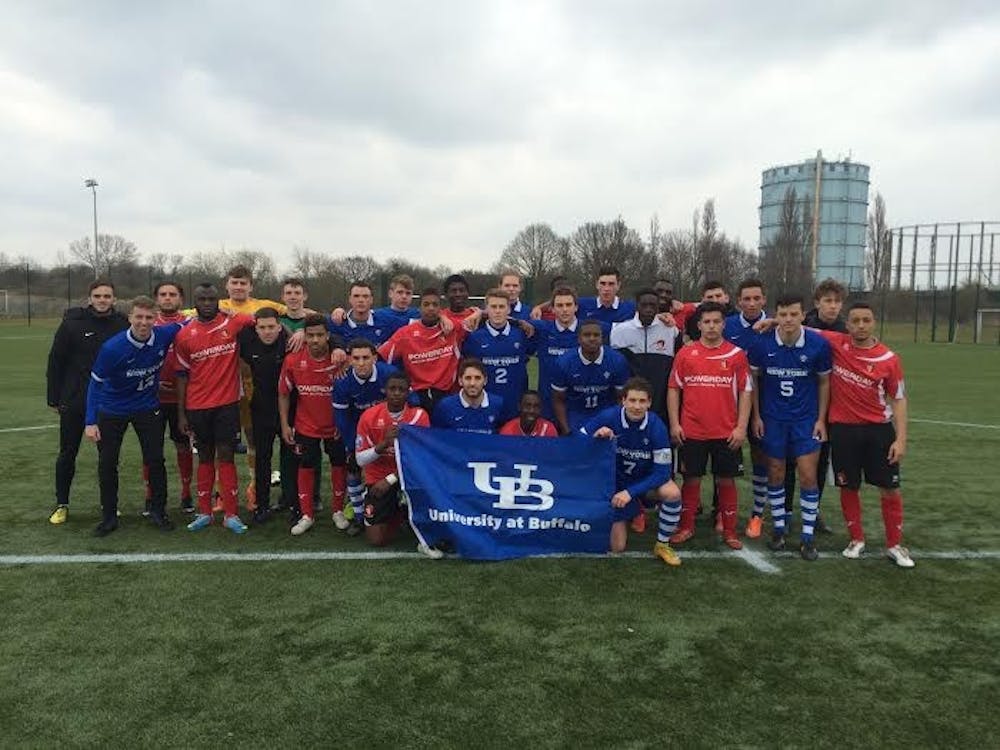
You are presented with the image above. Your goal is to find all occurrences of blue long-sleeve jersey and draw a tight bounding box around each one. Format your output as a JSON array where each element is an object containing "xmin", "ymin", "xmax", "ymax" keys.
[
  {"xmin": 332, "ymin": 361, "xmax": 398, "ymax": 451},
  {"xmin": 461, "ymin": 322, "xmax": 534, "ymax": 422},
  {"xmin": 581, "ymin": 406, "xmax": 672, "ymax": 498}
]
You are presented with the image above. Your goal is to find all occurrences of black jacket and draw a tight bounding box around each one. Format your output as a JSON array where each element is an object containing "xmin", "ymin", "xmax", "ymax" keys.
[
  {"xmin": 803, "ymin": 308, "xmax": 848, "ymax": 333},
  {"xmin": 46, "ymin": 306, "xmax": 129, "ymax": 411}
]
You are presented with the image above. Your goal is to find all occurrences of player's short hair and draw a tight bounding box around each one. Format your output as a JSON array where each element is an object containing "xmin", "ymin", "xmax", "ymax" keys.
[
  {"xmin": 597, "ymin": 267, "xmax": 621, "ymax": 280},
  {"xmin": 622, "ymin": 376, "xmax": 654, "ymax": 400},
  {"xmin": 520, "ymin": 389, "xmax": 541, "ymax": 403},
  {"xmin": 349, "ymin": 280, "xmax": 373, "ymax": 293},
  {"xmin": 194, "ymin": 282, "xmax": 218, "ymax": 295},
  {"xmin": 390, "ymin": 274, "xmax": 414, "ymax": 291},
  {"xmin": 814, "ymin": 277, "xmax": 846, "ymax": 301},
  {"xmin": 701, "ymin": 279, "xmax": 725, "ymax": 294},
  {"xmin": 775, "ymin": 294, "xmax": 805, "ymax": 311},
  {"xmin": 420, "ymin": 286, "xmax": 441, "ymax": 300},
  {"xmin": 226, "ymin": 265, "xmax": 252, "ymax": 282},
  {"xmin": 89, "ymin": 278, "xmax": 115, "ymax": 293},
  {"xmin": 153, "ymin": 280, "xmax": 184, "ymax": 298},
  {"xmin": 443, "ymin": 274, "xmax": 468, "ymax": 291},
  {"xmin": 254, "ymin": 307, "xmax": 279, "ymax": 321},
  {"xmin": 129, "ymin": 295, "xmax": 156, "ymax": 312},
  {"xmin": 634, "ymin": 287, "xmax": 659, "ymax": 303},
  {"xmin": 484, "ymin": 287, "xmax": 509, "ymax": 304},
  {"xmin": 847, "ymin": 301, "xmax": 875, "ymax": 315},
  {"xmin": 551, "ymin": 285, "xmax": 578, "ymax": 303},
  {"xmin": 549, "ymin": 275, "xmax": 568, "ymax": 291},
  {"xmin": 697, "ymin": 301, "xmax": 727, "ymax": 319},
  {"xmin": 282, "ymin": 277, "xmax": 307, "ymax": 291},
  {"xmin": 499, "ymin": 269, "xmax": 521, "ymax": 282},
  {"xmin": 385, "ymin": 371, "xmax": 410, "ymax": 389},
  {"xmin": 458, "ymin": 358, "xmax": 487, "ymax": 378},
  {"xmin": 655, "ymin": 277, "xmax": 673, "ymax": 286},
  {"xmin": 579, "ymin": 319, "xmax": 603, "ymax": 335},
  {"xmin": 302, "ymin": 313, "xmax": 327, "ymax": 329},
  {"xmin": 738, "ymin": 278, "xmax": 766, "ymax": 296},
  {"xmin": 348, "ymin": 338, "xmax": 377, "ymax": 354}
]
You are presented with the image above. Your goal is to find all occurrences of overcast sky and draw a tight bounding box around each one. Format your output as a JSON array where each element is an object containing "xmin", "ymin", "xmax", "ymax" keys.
[{"xmin": 2, "ymin": 1, "xmax": 998, "ymax": 272}]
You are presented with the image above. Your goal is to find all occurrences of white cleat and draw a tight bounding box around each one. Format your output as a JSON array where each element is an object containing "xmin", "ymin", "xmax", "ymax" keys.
[
  {"xmin": 290, "ymin": 515, "xmax": 315, "ymax": 536},
  {"xmin": 270, "ymin": 470, "xmax": 281, "ymax": 486},
  {"xmin": 842, "ymin": 539, "xmax": 866, "ymax": 559},
  {"xmin": 417, "ymin": 543, "xmax": 444, "ymax": 560},
  {"xmin": 886, "ymin": 545, "xmax": 915, "ymax": 568},
  {"xmin": 332, "ymin": 510, "xmax": 350, "ymax": 530}
]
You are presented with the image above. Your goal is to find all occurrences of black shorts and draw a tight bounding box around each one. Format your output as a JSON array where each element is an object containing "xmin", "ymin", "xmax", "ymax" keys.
[
  {"xmin": 187, "ymin": 403, "xmax": 240, "ymax": 450},
  {"xmin": 294, "ymin": 434, "xmax": 346, "ymax": 469},
  {"xmin": 364, "ymin": 483, "xmax": 402, "ymax": 526},
  {"xmin": 161, "ymin": 403, "xmax": 186, "ymax": 445},
  {"xmin": 680, "ymin": 439, "xmax": 744, "ymax": 478},
  {"xmin": 829, "ymin": 422, "xmax": 901, "ymax": 490}
]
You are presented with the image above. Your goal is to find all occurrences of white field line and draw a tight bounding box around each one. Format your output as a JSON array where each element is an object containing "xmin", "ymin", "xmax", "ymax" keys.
[
  {"xmin": 0, "ymin": 424, "xmax": 57, "ymax": 434},
  {"xmin": 910, "ymin": 418, "xmax": 1000, "ymax": 430}
]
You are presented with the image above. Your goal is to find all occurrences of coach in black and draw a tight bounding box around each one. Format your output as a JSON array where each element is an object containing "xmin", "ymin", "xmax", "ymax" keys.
[{"xmin": 46, "ymin": 278, "xmax": 128, "ymax": 525}]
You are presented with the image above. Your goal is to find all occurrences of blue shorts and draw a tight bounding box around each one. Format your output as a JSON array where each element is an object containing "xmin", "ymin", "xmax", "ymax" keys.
[
  {"xmin": 612, "ymin": 496, "xmax": 641, "ymax": 524},
  {"xmin": 760, "ymin": 418, "xmax": 821, "ymax": 461}
]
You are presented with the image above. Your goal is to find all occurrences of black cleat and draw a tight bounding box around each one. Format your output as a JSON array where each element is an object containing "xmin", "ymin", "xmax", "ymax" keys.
[
  {"xmin": 799, "ymin": 541, "xmax": 819, "ymax": 561},
  {"xmin": 140, "ymin": 499, "xmax": 151, "ymax": 518},
  {"xmin": 767, "ymin": 534, "xmax": 786, "ymax": 552},
  {"xmin": 149, "ymin": 513, "xmax": 175, "ymax": 532},
  {"xmin": 345, "ymin": 519, "xmax": 364, "ymax": 537},
  {"xmin": 93, "ymin": 520, "xmax": 119, "ymax": 537},
  {"xmin": 180, "ymin": 496, "xmax": 194, "ymax": 514},
  {"xmin": 816, "ymin": 514, "xmax": 834, "ymax": 535},
  {"xmin": 252, "ymin": 508, "xmax": 272, "ymax": 526}
]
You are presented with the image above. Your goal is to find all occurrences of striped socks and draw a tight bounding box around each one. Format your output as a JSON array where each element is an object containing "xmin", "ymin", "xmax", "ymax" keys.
[
  {"xmin": 800, "ymin": 488, "xmax": 820, "ymax": 543},
  {"xmin": 656, "ymin": 499, "xmax": 681, "ymax": 542},
  {"xmin": 768, "ymin": 485, "xmax": 786, "ymax": 534},
  {"xmin": 752, "ymin": 464, "xmax": 768, "ymax": 517}
]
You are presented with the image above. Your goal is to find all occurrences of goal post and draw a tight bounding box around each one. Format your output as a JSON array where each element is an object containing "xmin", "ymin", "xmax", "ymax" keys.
[{"xmin": 974, "ymin": 308, "xmax": 1000, "ymax": 344}]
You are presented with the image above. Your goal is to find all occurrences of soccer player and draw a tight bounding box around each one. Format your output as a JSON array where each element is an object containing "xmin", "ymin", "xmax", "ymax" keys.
[
  {"xmin": 376, "ymin": 273, "xmax": 420, "ymax": 326},
  {"xmin": 667, "ymin": 302, "xmax": 752, "ymax": 550},
  {"xmin": 724, "ymin": 279, "xmax": 770, "ymax": 538},
  {"xmin": 577, "ymin": 267, "xmax": 637, "ymax": 338},
  {"xmin": 333, "ymin": 339, "xmax": 398, "ymax": 535},
  {"xmin": 551, "ymin": 320, "xmax": 630, "ymax": 435},
  {"xmin": 174, "ymin": 283, "xmax": 256, "ymax": 534},
  {"xmin": 432, "ymin": 359, "xmax": 504, "ymax": 433},
  {"xmin": 653, "ymin": 278, "xmax": 674, "ymax": 313},
  {"xmin": 610, "ymin": 288, "xmax": 681, "ymax": 425},
  {"xmin": 46, "ymin": 278, "xmax": 128, "ymax": 524},
  {"xmin": 142, "ymin": 282, "xmax": 194, "ymax": 516},
  {"xmin": 279, "ymin": 314, "xmax": 346, "ymax": 536},
  {"xmin": 817, "ymin": 302, "xmax": 914, "ymax": 567},
  {"xmin": 582, "ymin": 377, "xmax": 682, "ymax": 564},
  {"xmin": 461, "ymin": 287, "xmax": 533, "ymax": 422},
  {"xmin": 238, "ymin": 308, "xmax": 289, "ymax": 524},
  {"xmin": 499, "ymin": 391, "xmax": 558, "ymax": 437},
  {"xmin": 441, "ymin": 274, "xmax": 478, "ymax": 327},
  {"xmin": 531, "ymin": 286, "xmax": 581, "ymax": 420},
  {"xmin": 748, "ymin": 294, "xmax": 832, "ymax": 561},
  {"xmin": 354, "ymin": 372, "xmax": 433, "ymax": 552},
  {"xmin": 499, "ymin": 270, "xmax": 532, "ymax": 321},
  {"xmin": 529, "ymin": 275, "xmax": 570, "ymax": 321},
  {"xmin": 328, "ymin": 281, "xmax": 398, "ymax": 346},
  {"xmin": 678, "ymin": 280, "xmax": 735, "ymax": 341},
  {"xmin": 378, "ymin": 287, "xmax": 465, "ymax": 413},
  {"xmin": 279, "ymin": 277, "xmax": 310, "ymax": 332},
  {"xmin": 85, "ymin": 296, "xmax": 185, "ymax": 535}
]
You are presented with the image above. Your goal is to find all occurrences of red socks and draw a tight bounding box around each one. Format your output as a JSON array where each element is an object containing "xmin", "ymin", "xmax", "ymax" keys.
[
  {"xmin": 331, "ymin": 465, "xmax": 347, "ymax": 513},
  {"xmin": 297, "ymin": 467, "xmax": 316, "ymax": 519},
  {"xmin": 196, "ymin": 462, "xmax": 216, "ymax": 515},
  {"xmin": 217, "ymin": 462, "xmax": 239, "ymax": 517},
  {"xmin": 142, "ymin": 464, "xmax": 151, "ymax": 501},
  {"xmin": 680, "ymin": 480, "xmax": 701, "ymax": 533},
  {"xmin": 840, "ymin": 488, "xmax": 864, "ymax": 541},
  {"xmin": 177, "ymin": 448, "xmax": 193, "ymax": 497},
  {"xmin": 718, "ymin": 483, "xmax": 738, "ymax": 536},
  {"xmin": 881, "ymin": 492, "xmax": 904, "ymax": 547}
]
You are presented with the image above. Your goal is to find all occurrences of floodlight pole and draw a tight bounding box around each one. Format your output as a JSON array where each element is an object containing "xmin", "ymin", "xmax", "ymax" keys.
[{"xmin": 85, "ymin": 179, "xmax": 99, "ymax": 277}]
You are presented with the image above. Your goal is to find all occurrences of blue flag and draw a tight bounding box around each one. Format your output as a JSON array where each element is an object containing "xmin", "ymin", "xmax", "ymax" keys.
[{"xmin": 397, "ymin": 426, "xmax": 616, "ymax": 560}]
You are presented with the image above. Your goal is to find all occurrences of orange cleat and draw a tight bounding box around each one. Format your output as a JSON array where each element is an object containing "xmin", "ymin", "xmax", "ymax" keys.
[
  {"xmin": 669, "ymin": 528, "xmax": 694, "ymax": 545},
  {"xmin": 745, "ymin": 515, "xmax": 762, "ymax": 539},
  {"xmin": 246, "ymin": 481, "xmax": 257, "ymax": 512},
  {"xmin": 724, "ymin": 535, "xmax": 743, "ymax": 550}
]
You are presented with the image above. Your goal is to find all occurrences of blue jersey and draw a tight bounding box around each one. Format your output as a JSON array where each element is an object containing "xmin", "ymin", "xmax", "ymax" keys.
[
  {"xmin": 509, "ymin": 299, "xmax": 532, "ymax": 322},
  {"xmin": 332, "ymin": 361, "xmax": 398, "ymax": 451},
  {"xmin": 86, "ymin": 323, "xmax": 184, "ymax": 424},
  {"xmin": 723, "ymin": 312, "xmax": 768, "ymax": 351},
  {"xmin": 578, "ymin": 297, "xmax": 636, "ymax": 339},
  {"xmin": 532, "ymin": 319, "xmax": 580, "ymax": 418},
  {"xmin": 582, "ymin": 406, "xmax": 672, "ymax": 498},
  {"xmin": 432, "ymin": 391, "xmax": 504, "ymax": 433},
  {"xmin": 327, "ymin": 310, "xmax": 400, "ymax": 347},
  {"xmin": 376, "ymin": 305, "xmax": 420, "ymax": 328},
  {"xmin": 551, "ymin": 346, "xmax": 631, "ymax": 431},
  {"xmin": 748, "ymin": 328, "xmax": 832, "ymax": 422},
  {"xmin": 461, "ymin": 322, "xmax": 534, "ymax": 422}
]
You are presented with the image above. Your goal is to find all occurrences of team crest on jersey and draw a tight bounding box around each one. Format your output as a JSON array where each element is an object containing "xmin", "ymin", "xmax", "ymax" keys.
[
  {"xmin": 720, "ymin": 360, "xmax": 728, "ymax": 370},
  {"xmin": 514, "ymin": 342, "xmax": 520, "ymax": 349},
  {"xmin": 603, "ymin": 371, "xmax": 611, "ymax": 379},
  {"xmin": 654, "ymin": 339, "xmax": 665, "ymax": 350},
  {"xmin": 866, "ymin": 364, "xmax": 874, "ymax": 372},
  {"xmin": 299, "ymin": 360, "xmax": 307, "ymax": 368},
  {"xmin": 691, "ymin": 349, "xmax": 699, "ymax": 356},
  {"xmin": 799, "ymin": 354, "xmax": 808, "ymax": 362}
]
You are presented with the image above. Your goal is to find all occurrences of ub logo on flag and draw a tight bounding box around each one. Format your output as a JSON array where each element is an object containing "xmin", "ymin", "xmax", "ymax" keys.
[{"xmin": 468, "ymin": 462, "xmax": 555, "ymax": 511}]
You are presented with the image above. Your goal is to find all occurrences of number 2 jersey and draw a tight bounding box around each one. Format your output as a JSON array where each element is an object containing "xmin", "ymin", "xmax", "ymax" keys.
[{"xmin": 172, "ymin": 312, "xmax": 255, "ymax": 410}]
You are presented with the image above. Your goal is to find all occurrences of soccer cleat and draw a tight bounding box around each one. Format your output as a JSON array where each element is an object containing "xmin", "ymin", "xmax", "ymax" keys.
[
  {"xmin": 141, "ymin": 499, "xmax": 151, "ymax": 518},
  {"xmin": 799, "ymin": 541, "xmax": 819, "ymax": 561},
  {"xmin": 417, "ymin": 542, "xmax": 444, "ymax": 559},
  {"xmin": 653, "ymin": 541, "xmax": 682, "ymax": 567},
  {"xmin": 186, "ymin": 513, "xmax": 213, "ymax": 531},
  {"xmin": 93, "ymin": 520, "xmax": 119, "ymax": 537},
  {"xmin": 251, "ymin": 508, "xmax": 272, "ymax": 526},
  {"xmin": 224, "ymin": 515, "xmax": 248, "ymax": 535},
  {"xmin": 234, "ymin": 441, "xmax": 248, "ymax": 455},
  {"xmin": 668, "ymin": 528, "xmax": 694, "ymax": 546},
  {"xmin": 270, "ymin": 470, "xmax": 281, "ymax": 486},
  {"xmin": 630, "ymin": 511, "xmax": 646, "ymax": 534},
  {"xmin": 713, "ymin": 511, "xmax": 723, "ymax": 534},
  {"xmin": 48, "ymin": 505, "xmax": 69, "ymax": 525},
  {"xmin": 767, "ymin": 534, "xmax": 786, "ymax": 552},
  {"xmin": 346, "ymin": 519, "xmax": 365, "ymax": 537},
  {"xmin": 332, "ymin": 510, "xmax": 350, "ymax": 531},
  {"xmin": 816, "ymin": 514, "xmax": 834, "ymax": 535},
  {"xmin": 211, "ymin": 492, "xmax": 223, "ymax": 514},
  {"xmin": 180, "ymin": 496, "xmax": 194, "ymax": 514},
  {"xmin": 290, "ymin": 515, "xmax": 314, "ymax": 536},
  {"xmin": 149, "ymin": 513, "xmax": 175, "ymax": 532},
  {"xmin": 886, "ymin": 545, "xmax": 915, "ymax": 568},
  {"xmin": 723, "ymin": 534, "xmax": 743, "ymax": 550},
  {"xmin": 245, "ymin": 482, "xmax": 257, "ymax": 512},
  {"xmin": 842, "ymin": 539, "xmax": 866, "ymax": 559},
  {"xmin": 745, "ymin": 515, "xmax": 762, "ymax": 539}
]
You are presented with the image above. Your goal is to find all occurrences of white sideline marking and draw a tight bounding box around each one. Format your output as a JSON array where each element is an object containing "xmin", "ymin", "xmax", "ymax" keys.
[
  {"xmin": 1, "ymin": 549, "xmax": 996, "ymax": 567},
  {"xmin": 0, "ymin": 424, "xmax": 57, "ymax": 434},
  {"xmin": 911, "ymin": 418, "xmax": 1000, "ymax": 430}
]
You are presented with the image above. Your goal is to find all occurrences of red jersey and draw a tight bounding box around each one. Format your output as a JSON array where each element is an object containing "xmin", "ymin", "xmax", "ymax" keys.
[
  {"xmin": 673, "ymin": 302, "xmax": 698, "ymax": 334},
  {"xmin": 378, "ymin": 321, "xmax": 465, "ymax": 392},
  {"xmin": 818, "ymin": 331, "xmax": 905, "ymax": 424},
  {"xmin": 669, "ymin": 340, "xmax": 752, "ymax": 440},
  {"xmin": 279, "ymin": 349, "xmax": 343, "ymax": 439},
  {"xmin": 441, "ymin": 307, "xmax": 478, "ymax": 327},
  {"xmin": 173, "ymin": 312, "xmax": 255, "ymax": 410},
  {"xmin": 355, "ymin": 402, "xmax": 430, "ymax": 485},
  {"xmin": 155, "ymin": 311, "xmax": 189, "ymax": 404},
  {"xmin": 499, "ymin": 417, "xmax": 558, "ymax": 437}
]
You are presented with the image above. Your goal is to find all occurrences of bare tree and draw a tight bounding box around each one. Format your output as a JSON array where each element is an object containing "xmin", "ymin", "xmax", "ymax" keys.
[
  {"xmin": 760, "ymin": 188, "xmax": 813, "ymax": 297},
  {"xmin": 866, "ymin": 191, "xmax": 891, "ymax": 291},
  {"xmin": 338, "ymin": 255, "xmax": 382, "ymax": 283},
  {"xmin": 567, "ymin": 218, "xmax": 654, "ymax": 287},
  {"xmin": 68, "ymin": 234, "xmax": 139, "ymax": 278},
  {"xmin": 496, "ymin": 223, "xmax": 566, "ymax": 279},
  {"xmin": 660, "ymin": 229, "xmax": 699, "ymax": 299}
]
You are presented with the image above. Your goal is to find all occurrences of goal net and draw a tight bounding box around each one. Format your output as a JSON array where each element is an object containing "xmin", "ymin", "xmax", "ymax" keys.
[{"xmin": 974, "ymin": 308, "xmax": 1000, "ymax": 343}]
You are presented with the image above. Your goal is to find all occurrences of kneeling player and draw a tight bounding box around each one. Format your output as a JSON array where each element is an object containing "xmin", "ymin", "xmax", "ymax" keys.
[
  {"xmin": 499, "ymin": 391, "xmax": 558, "ymax": 437},
  {"xmin": 582, "ymin": 377, "xmax": 683, "ymax": 564},
  {"xmin": 354, "ymin": 373, "xmax": 435, "ymax": 554}
]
